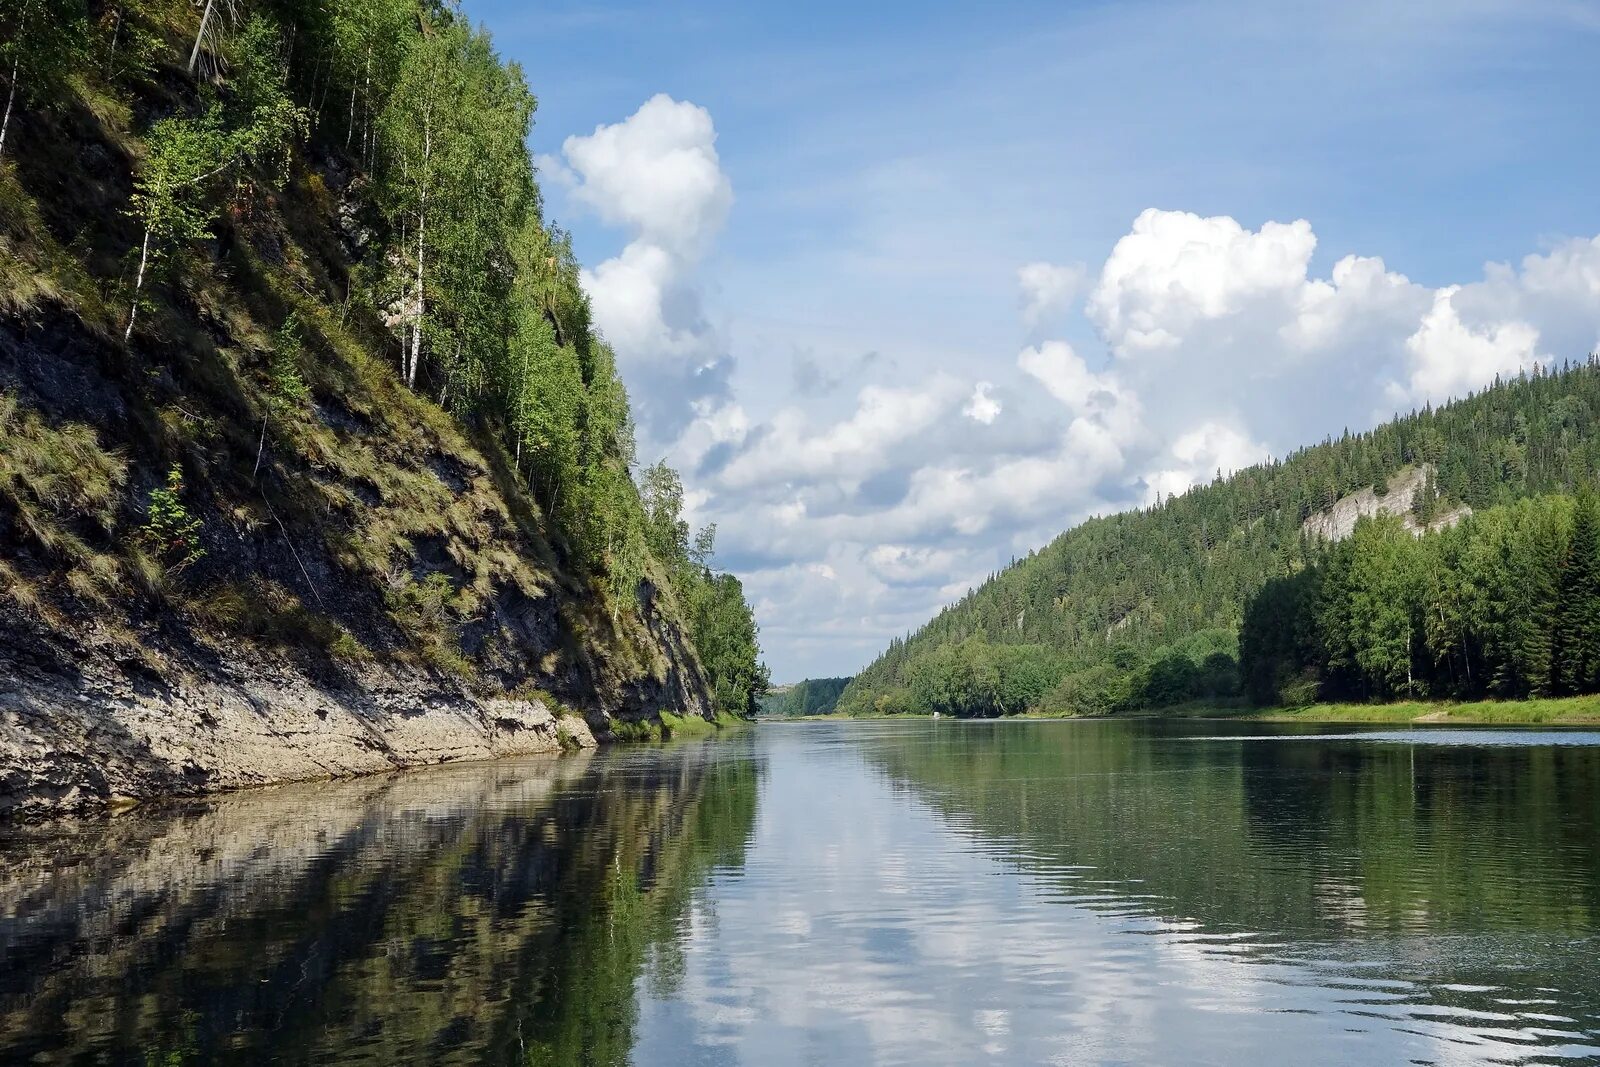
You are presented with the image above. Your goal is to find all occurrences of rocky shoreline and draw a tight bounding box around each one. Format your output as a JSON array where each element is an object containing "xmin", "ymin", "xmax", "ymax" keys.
[{"xmin": 0, "ymin": 629, "xmax": 604, "ymax": 821}]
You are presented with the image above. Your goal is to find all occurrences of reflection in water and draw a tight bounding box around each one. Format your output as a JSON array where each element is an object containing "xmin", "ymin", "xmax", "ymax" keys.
[
  {"xmin": 0, "ymin": 739, "xmax": 762, "ymax": 1065},
  {"xmin": 3, "ymin": 720, "xmax": 1600, "ymax": 1065}
]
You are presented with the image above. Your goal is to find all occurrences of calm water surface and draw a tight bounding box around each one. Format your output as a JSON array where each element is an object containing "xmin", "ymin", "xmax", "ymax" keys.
[{"xmin": 3, "ymin": 719, "xmax": 1600, "ymax": 1065}]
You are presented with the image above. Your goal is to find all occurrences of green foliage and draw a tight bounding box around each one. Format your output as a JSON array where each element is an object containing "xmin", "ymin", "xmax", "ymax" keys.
[
  {"xmin": 130, "ymin": 110, "xmax": 233, "ymax": 246},
  {"xmin": 141, "ymin": 464, "xmax": 204, "ymax": 574},
  {"xmin": 637, "ymin": 468, "xmax": 769, "ymax": 717},
  {"xmin": 267, "ymin": 312, "xmax": 309, "ymax": 412},
  {"xmin": 686, "ymin": 570, "xmax": 768, "ymax": 718},
  {"xmin": 1555, "ymin": 492, "xmax": 1600, "ymax": 692},
  {"xmin": 125, "ymin": 18, "xmax": 307, "ymax": 336},
  {"xmin": 844, "ymin": 361, "xmax": 1600, "ymax": 717},
  {"xmin": 0, "ymin": 0, "xmax": 92, "ymax": 160},
  {"xmin": 1239, "ymin": 493, "xmax": 1600, "ymax": 703}
]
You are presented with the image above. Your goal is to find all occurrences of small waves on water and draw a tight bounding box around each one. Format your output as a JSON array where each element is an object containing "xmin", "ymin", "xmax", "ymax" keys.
[{"xmin": 624, "ymin": 720, "xmax": 1600, "ymax": 1065}]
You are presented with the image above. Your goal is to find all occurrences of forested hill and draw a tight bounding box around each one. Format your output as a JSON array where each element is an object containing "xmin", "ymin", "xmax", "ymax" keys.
[
  {"xmin": 760, "ymin": 677, "xmax": 853, "ymax": 717},
  {"xmin": 837, "ymin": 360, "xmax": 1600, "ymax": 717},
  {"xmin": 0, "ymin": 0, "xmax": 765, "ymax": 797}
]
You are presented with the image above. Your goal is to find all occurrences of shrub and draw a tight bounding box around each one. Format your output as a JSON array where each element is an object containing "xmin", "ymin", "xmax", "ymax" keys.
[
  {"xmin": 267, "ymin": 313, "xmax": 310, "ymax": 413},
  {"xmin": 140, "ymin": 464, "xmax": 204, "ymax": 574}
]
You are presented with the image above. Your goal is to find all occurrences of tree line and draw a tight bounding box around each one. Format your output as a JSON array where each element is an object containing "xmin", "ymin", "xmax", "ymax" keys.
[
  {"xmin": 1, "ymin": 0, "xmax": 766, "ymax": 714},
  {"xmin": 1241, "ymin": 495, "xmax": 1600, "ymax": 704}
]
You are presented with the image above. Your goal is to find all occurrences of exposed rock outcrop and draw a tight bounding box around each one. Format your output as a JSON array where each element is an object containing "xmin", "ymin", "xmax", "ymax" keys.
[
  {"xmin": 0, "ymin": 612, "xmax": 615, "ymax": 820},
  {"xmin": 1300, "ymin": 464, "xmax": 1471, "ymax": 542}
]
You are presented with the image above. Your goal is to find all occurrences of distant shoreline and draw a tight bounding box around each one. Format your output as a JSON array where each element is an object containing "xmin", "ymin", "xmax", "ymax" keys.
[{"xmin": 765, "ymin": 695, "xmax": 1600, "ymax": 728}]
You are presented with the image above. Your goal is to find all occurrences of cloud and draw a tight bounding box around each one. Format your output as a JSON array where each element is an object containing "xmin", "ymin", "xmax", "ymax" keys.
[
  {"xmin": 693, "ymin": 210, "xmax": 1600, "ymax": 679},
  {"xmin": 1144, "ymin": 422, "xmax": 1271, "ymax": 504},
  {"xmin": 963, "ymin": 382, "xmax": 1001, "ymax": 424},
  {"xmin": 717, "ymin": 379, "xmax": 965, "ymax": 492},
  {"xmin": 559, "ymin": 93, "xmax": 731, "ymax": 258},
  {"xmin": 557, "ymin": 95, "xmax": 734, "ymax": 443},
  {"xmin": 1018, "ymin": 261, "xmax": 1087, "ymax": 328},
  {"xmin": 1394, "ymin": 287, "xmax": 1543, "ymax": 405},
  {"xmin": 1087, "ymin": 208, "xmax": 1318, "ymax": 356},
  {"xmin": 1384, "ymin": 236, "xmax": 1600, "ymax": 405}
]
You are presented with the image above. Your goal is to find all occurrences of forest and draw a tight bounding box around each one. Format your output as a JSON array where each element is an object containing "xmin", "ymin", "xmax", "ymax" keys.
[
  {"xmin": 0, "ymin": 0, "xmax": 766, "ymax": 715},
  {"xmin": 1241, "ymin": 494, "xmax": 1600, "ymax": 704},
  {"xmin": 760, "ymin": 676, "xmax": 853, "ymax": 717},
  {"xmin": 838, "ymin": 361, "xmax": 1600, "ymax": 717}
]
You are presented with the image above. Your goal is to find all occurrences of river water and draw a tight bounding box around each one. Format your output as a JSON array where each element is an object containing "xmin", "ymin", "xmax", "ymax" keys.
[{"xmin": 3, "ymin": 718, "xmax": 1599, "ymax": 1065}]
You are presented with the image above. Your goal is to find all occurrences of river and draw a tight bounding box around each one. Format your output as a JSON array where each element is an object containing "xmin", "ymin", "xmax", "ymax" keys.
[{"xmin": 2, "ymin": 719, "xmax": 1599, "ymax": 1064}]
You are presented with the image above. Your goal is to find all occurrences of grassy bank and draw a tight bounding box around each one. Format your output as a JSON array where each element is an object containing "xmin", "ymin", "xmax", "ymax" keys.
[
  {"xmin": 655, "ymin": 711, "xmax": 753, "ymax": 739},
  {"xmin": 1222, "ymin": 696, "xmax": 1600, "ymax": 726}
]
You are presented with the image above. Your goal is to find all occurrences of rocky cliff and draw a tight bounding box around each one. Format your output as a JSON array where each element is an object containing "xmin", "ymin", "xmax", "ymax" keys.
[{"xmin": 0, "ymin": 8, "xmax": 723, "ymax": 819}]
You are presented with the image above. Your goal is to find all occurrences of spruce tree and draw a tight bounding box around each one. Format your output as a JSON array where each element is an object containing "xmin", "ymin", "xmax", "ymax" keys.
[{"xmin": 1556, "ymin": 492, "xmax": 1600, "ymax": 693}]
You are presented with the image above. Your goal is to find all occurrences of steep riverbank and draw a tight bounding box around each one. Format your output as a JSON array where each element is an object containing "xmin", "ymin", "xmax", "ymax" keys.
[
  {"xmin": 0, "ymin": 5, "xmax": 768, "ymax": 818},
  {"xmin": 0, "ymin": 615, "xmax": 606, "ymax": 820}
]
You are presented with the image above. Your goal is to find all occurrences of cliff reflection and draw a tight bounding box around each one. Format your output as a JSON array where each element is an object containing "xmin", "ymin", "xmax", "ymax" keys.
[{"xmin": 0, "ymin": 738, "xmax": 762, "ymax": 1066}]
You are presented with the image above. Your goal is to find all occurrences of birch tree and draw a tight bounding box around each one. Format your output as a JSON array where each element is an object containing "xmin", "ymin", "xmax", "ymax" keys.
[
  {"xmin": 0, "ymin": 0, "xmax": 89, "ymax": 161},
  {"xmin": 126, "ymin": 19, "xmax": 305, "ymax": 339},
  {"xmin": 377, "ymin": 15, "xmax": 533, "ymax": 399},
  {"xmin": 125, "ymin": 111, "xmax": 229, "ymax": 339},
  {"xmin": 188, "ymin": 0, "xmax": 243, "ymax": 78}
]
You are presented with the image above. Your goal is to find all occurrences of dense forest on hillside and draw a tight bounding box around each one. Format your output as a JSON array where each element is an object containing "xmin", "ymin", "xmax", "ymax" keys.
[
  {"xmin": 760, "ymin": 676, "xmax": 853, "ymax": 717},
  {"xmin": 1242, "ymin": 494, "xmax": 1600, "ymax": 704},
  {"xmin": 0, "ymin": 0, "xmax": 765, "ymax": 717},
  {"xmin": 839, "ymin": 361, "xmax": 1600, "ymax": 717}
]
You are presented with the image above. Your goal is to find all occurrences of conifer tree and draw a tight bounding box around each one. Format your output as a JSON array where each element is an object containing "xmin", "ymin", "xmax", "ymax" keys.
[{"xmin": 1555, "ymin": 492, "xmax": 1600, "ymax": 693}]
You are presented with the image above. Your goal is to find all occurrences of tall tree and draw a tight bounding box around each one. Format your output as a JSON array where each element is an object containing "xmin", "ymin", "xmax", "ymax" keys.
[{"xmin": 1555, "ymin": 492, "xmax": 1600, "ymax": 692}]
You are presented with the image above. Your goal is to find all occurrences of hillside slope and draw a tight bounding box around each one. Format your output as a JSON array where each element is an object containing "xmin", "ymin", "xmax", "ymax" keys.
[
  {"xmin": 840, "ymin": 361, "xmax": 1600, "ymax": 717},
  {"xmin": 0, "ymin": 1, "xmax": 760, "ymax": 816}
]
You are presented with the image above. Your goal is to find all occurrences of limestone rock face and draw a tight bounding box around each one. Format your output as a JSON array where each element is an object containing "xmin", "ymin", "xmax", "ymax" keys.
[
  {"xmin": 0, "ymin": 624, "xmax": 613, "ymax": 820},
  {"xmin": 1300, "ymin": 465, "xmax": 1471, "ymax": 543}
]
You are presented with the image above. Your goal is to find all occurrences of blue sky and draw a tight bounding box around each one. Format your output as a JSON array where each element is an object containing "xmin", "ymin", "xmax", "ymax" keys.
[{"xmin": 469, "ymin": 0, "xmax": 1600, "ymax": 681}]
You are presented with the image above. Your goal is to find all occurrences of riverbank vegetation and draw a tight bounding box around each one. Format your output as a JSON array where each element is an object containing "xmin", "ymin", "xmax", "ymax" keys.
[
  {"xmin": 839, "ymin": 363, "xmax": 1600, "ymax": 722},
  {"xmin": 0, "ymin": 1, "xmax": 765, "ymax": 718}
]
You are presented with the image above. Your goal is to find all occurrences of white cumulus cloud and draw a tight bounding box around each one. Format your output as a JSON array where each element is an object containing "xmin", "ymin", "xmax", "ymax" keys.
[
  {"xmin": 1087, "ymin": 208, "xmax": 1318, "ymax": 356},
  {"xmin": 557, "ymin": 95, "xmax": 735, "ymax": 444},
  {"xmin": 559, "ymin": 93, "xmax": 731, "ymax": 258}
]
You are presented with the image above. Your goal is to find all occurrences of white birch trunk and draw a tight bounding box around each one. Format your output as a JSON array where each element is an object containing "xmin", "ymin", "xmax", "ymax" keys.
[
  {"xmin": 106, "ymin": 8, "xmax": 123, "ymax": 75},
  {"xmin": 0, "ymin": 56, "xmax": 18, "ymax": 161},
  {"xmin": 188, "ymin": 0, "xmax": 217, "ymax": 74},
  {"xmin": 360, "ymin": 46, "xmax": 372, "ymax": 161},
  {"xmin": 125, "ymin": 226, "xmax": 152, "ymax": 342},
  {"xmin": 408, "ymin": 111, "xmax": 431, "ymax": 389}
]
